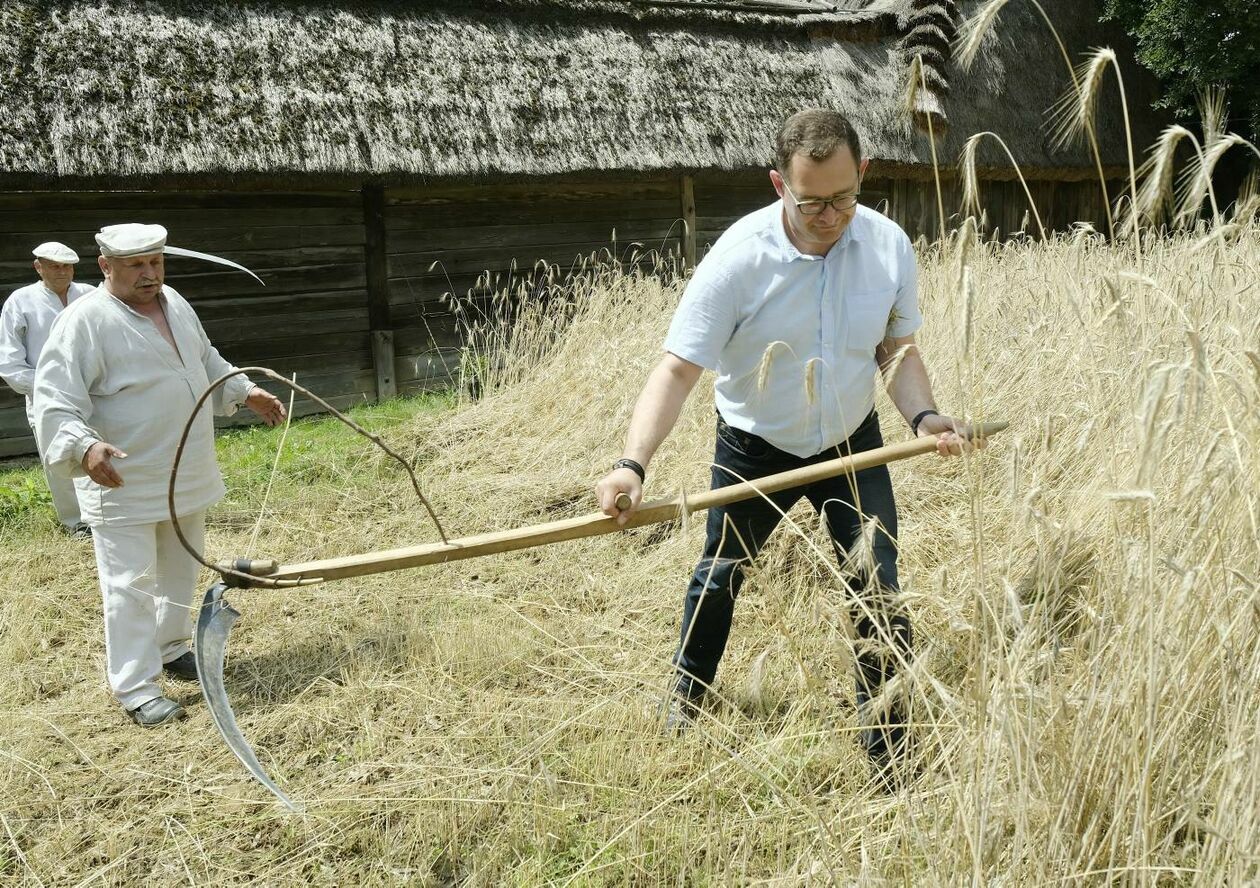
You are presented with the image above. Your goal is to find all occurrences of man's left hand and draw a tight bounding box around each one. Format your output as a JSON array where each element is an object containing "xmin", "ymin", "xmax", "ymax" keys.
[
  {"xmin": 246, "ymin": 386, "xmax": 287, "ymax": 427},
  {"xmin": 917, "ymin": 412, "xmax": 987, "ymax": 457}
]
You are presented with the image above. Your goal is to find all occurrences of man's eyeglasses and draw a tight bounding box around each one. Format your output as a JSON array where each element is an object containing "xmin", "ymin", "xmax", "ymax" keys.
[{"xmin": 780, "ymin": 179, "xmax": 861, "ymax": 215}]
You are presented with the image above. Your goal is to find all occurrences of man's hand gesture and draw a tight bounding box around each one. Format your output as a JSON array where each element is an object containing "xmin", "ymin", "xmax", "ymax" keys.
[
  {"xmin": 83, "ymin": 442, "xmax": 127, "ymax": 488},
  {"xmin": 245, "ymin": 386, "xmax": 287, "ymax": 427}
]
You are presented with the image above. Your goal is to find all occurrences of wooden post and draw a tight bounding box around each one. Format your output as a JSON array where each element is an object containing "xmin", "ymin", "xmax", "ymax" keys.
[
  {"xmin": 680, "ymin": 174, "xmax": 697, "ymax": 269},
  {"xmin": 372, "ymin": 330, "xmax": 397, "ymax": 401},
  {"xmin": 363, "ymin": 183, "xmax": 394, "ymax": 401}
]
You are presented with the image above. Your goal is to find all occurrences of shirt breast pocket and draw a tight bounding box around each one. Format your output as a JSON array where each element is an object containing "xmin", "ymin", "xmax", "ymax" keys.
[{"xmin": 845, "ymin": 292, "xmax": 896, "ymax": 355}]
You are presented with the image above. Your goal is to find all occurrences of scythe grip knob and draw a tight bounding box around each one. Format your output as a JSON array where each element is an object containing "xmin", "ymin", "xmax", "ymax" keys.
[
  {"xmin": 214, "ymin": 558, "xmax": 280, "ymax": 586},
  {"xmin": 234, "ymin": 558, "xmax": 279, "ymax": 576}
]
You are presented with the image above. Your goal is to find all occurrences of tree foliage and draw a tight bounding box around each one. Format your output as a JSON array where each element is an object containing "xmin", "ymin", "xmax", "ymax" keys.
[{"xmin": 1103, "ymin": 0, "xmax": 1260, "ymax": 140}]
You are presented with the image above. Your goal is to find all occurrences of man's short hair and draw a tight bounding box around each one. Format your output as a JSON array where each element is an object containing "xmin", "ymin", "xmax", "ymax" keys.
[{"xmin": 774, "ymin": 110, "xmax": 862, "ymax": 176}]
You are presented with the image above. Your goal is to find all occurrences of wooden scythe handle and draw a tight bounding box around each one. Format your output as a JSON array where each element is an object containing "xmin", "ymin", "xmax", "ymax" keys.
[{"xmin": 225, "ymin": 421, "xmax": 1008, "ymax": 586}]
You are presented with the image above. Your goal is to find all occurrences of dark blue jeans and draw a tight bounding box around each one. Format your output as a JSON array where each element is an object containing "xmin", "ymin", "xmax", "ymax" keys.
[{"xmin": 674, "ymin": 410, "xmax": 910, "ymax": 753}]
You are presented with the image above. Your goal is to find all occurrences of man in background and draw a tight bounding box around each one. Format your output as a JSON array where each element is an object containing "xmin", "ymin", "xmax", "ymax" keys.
[
  {"xmin": 0, "ymin": 242, "xmax": 95, "ymax": 536},
  {"xmin": 35, "ymin": 223, "xmax": 286, "ymax": 727}
]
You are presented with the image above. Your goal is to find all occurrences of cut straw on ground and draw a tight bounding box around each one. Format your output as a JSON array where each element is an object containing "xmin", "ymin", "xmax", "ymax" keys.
[{"xmin": 1, "ymin": 213, "xmax": 1257, "ymax": 883}]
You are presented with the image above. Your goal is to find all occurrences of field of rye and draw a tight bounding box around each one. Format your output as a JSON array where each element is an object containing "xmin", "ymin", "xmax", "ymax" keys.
[{"xmin": 0, "ymin": 213, "xmax": 1257, "ymax": 884}]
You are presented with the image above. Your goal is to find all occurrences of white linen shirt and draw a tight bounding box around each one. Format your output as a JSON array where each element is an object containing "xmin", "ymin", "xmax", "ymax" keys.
[
  {"xmin": 664, "ymin": 202, "xmax": 922, "ymax": 457},
  {"xmin": 0, "ymin": 281, "xmax": 95, "ymax": 420},
  {"xmin": 33, "ymin": 285, "xmax": 255, "ymax": 526}
]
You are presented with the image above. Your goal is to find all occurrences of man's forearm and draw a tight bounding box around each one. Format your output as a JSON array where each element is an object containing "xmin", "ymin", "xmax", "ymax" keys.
[
  {"xmin": 879, "ymin": 345, "xmax": 937, "ymax": 425},
  {"xmin": 202, "ymin": 341, "xmax": 252, "ymax": 417},
  {"xmin": 0, "ymin": 368, "xmax": 34, "ymax": 397},
  {"xmin": 0, "ymin": 346, "xmax": 34, "ymax": 396},
  {"xmin": 0, "ymin": 314, "xmax": 33, "ymax": 395},
  {"xmin": 622, "ymin": 358, "xmax": 701, "ymax": 469},
  {"xmin": 37, "ymin": 408, "xmax": 98, "ymax": 478}
]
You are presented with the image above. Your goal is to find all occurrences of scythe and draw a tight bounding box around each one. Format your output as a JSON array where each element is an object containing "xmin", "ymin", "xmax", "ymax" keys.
[
  {"xmin": 163, "ymin": 245, "xmax": 265, "ymax": 286},
  {"xmin": 168, "ymin": 365, "xmax": 1007, "ymax": 811}
]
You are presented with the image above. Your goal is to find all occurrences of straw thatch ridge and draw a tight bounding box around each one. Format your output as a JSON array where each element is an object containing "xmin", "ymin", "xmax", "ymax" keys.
[
  {"xmin": 898, "ymin": 0, "xmax": 959, "ymax": 132},
  {"xmin": 0, "ymin": 0, "xmax": 1159, "ymax": 187}
]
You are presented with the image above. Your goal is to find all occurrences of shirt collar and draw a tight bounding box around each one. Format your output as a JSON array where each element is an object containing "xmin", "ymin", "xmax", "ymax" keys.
[
  {"xmin": 847, "ymin": 209, "xmax": 867, "ymax": 243},
  {"xmin": 773, "ymin": 203, "xmax": 865, "ymax": 262}
]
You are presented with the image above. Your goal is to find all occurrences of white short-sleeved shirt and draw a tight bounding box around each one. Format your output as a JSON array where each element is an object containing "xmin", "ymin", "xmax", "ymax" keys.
[{"xmin": 664, "ymin": 202, "xmax": 921, "ymax": 457}]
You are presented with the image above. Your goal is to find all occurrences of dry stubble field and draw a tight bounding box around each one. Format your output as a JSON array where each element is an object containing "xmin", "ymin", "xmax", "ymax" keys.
[{"xmin": 0, "ymin": 223, "xmax": 1257, "ymax": 885}]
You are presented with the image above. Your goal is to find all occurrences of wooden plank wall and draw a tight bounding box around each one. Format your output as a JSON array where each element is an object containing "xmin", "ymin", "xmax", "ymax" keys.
[
  {"xmin": 0, "ymin": 174, "xmax": 1122, "ymax": 457},
  {"xmin": 0, "ymin": 191, "xmax": 368, "ymax": 458},
  {"xmin": 382, "ymin": 180, "xmax": 685, "ymax": 394}
]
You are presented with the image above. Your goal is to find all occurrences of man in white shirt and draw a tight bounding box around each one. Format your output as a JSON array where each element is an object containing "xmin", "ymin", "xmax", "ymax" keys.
[
  {"xmin": 0, "ymin": 242, "xmax": 95, "ymax": 535},
  {"xmin": 34, "ymin": 223, "xmax": 286, "ymax": 727},
  {"xmin": 595, "ymin": 109, "xmax": 983, "ymax": 785}
]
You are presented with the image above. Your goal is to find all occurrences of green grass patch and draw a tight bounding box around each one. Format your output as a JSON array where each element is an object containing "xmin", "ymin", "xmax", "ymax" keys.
[{"xmin": 0, "ymin": 390, "xmax": 456, "ymax": 536}]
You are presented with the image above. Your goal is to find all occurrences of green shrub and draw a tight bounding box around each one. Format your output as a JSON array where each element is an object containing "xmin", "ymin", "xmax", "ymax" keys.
[{"xmin": 0, "ymin": 473, "xmax": 52, "ymax": 529}]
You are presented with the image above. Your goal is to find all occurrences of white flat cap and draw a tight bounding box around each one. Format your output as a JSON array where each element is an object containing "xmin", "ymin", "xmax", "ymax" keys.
[
  {"xmin": 95, "ymin": 223, "xmax": 168, "ymax": 258},
  {"xmin": 32, "ymin": 242, "xmax": 79, "ymax": 263}
]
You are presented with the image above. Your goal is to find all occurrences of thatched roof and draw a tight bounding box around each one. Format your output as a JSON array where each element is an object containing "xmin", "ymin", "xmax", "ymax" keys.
[{"xmin": 0, "ymin": 0, "xmax": 1160, "ymax": 187}]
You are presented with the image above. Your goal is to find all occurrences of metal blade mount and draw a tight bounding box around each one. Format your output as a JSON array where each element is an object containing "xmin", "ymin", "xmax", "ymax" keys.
[
  {"xmin": 195, "ymin": 583, "xmax": 302, "ymax": 812},
  {"xmin": 164, "ymin": 245, "xmax": 265, "ymax": 286}
]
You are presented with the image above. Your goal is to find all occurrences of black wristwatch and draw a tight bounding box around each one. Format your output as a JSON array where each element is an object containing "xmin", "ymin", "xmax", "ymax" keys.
[
  {"xmin": 910, "ymin": 409, "xmax": 939, "ymax": 435},
  {"xmin": 612, "ymin": 458, "xmax": 646, "ymax": 483}
]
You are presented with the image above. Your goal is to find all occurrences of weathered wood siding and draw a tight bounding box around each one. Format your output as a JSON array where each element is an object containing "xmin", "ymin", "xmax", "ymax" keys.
[
  {"xmin": 883, "ymin": 177, "xmax": 1122, "ymax": 240},
  {"xmin": 383, "ymin": 180, "xmax": 685, "ymax": 394},
  {"xmin": 1, "ymin": 173, "xmax": 1122, "ymax": 457},
  {"xmin": 0, "ymin": 191, "xmax": 369, "ymax": 458}
]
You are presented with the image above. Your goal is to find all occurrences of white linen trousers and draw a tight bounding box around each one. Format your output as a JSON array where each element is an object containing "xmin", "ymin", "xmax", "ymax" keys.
[
  {"xmin": 91, "ymin": 510, "xmax": 205, "ymax": 710},
  {"xmin": 30, "ymin": 420, "xmax": 82, "ymax": 528}
]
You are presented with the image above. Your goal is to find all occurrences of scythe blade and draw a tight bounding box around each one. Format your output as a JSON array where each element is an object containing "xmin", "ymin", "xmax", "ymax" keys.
[
  {"xmin": 164, "ymin": 245, "xmax": 266, "ymax": 286},
  {"xmin": 195, "ymin": 582, "xmax": 302, "ymax": 812}
]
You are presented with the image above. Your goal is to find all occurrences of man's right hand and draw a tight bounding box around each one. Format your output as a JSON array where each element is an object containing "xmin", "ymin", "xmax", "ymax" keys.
[
  {"xmin": 83, "ymin": 442, "xmax": 127, "ymax": 488},
  {"xmin": 595, "ymin": 353, "xmax": 701, "ymax": 527},
  {"xmin": 596, "ymin": 468, "xmax": 643, "ymax": 527}
]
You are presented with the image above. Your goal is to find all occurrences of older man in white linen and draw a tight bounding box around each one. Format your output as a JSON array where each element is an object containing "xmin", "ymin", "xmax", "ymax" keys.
[
  {"xmin": 34, "ymin": 223, "xmax": 287, "ymax": 727},
  {"xmin": 0, "ymin": 242, "xmax": 96, "ymax": 535}
]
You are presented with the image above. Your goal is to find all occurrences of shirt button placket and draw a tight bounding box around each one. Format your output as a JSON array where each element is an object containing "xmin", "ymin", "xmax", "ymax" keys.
[{"xmin": 818, "ymin": 264, "xmax": 830, "ymax": 454}]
